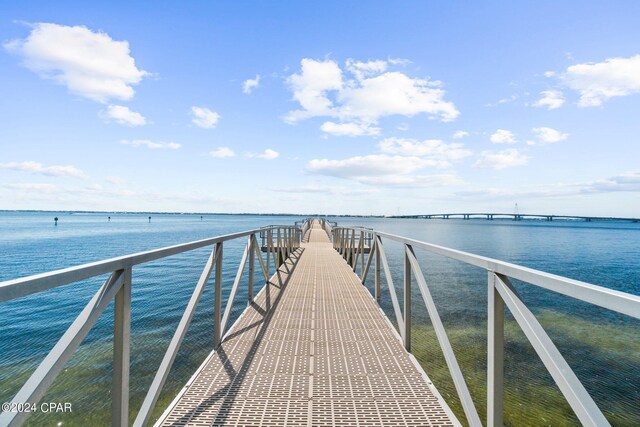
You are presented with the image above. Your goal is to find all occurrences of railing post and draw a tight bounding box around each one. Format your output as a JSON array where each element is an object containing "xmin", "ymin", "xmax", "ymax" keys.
[
  {"xmin": 360, "ymin": 231, "xmax": 365, "ymax": 278},
  {"xmin": 213, "ymin": 242, "xmax": 223, "ymax": 347},
  {"xmin": 488, "ymin": 271, "xmax": 504, "ymax": 427},
  {"xmin": 350, "ymin": 230, "xmax": 355, "ymax": 267},
  {"xmin": 248, "ymin": 235, "xmax": 255, "ymax": 302},
  {"xmin": 287, "ymin": 228, "xmax": 291, "ymax": 256},
  {"xmin": 403, "ymin": 245, "xmax": 412, "ymax": 351},
  {"xmin": 343, "ymin": 229, "xmax": 347, "ymax": 258},
  {"xmin": 112, "ymin": 267, "xmax": 131, "ymax": 427},
  {"xmin": 266, "ymin": 229, "xmax": 272, "ymax": 275},
  {"xmin": 352, "ymin": 231, "xmax": 357, "ymax": 271},
  {"xmin": 374, "ymin": 235, "xmax": 381, "ymax": 302},
  {"xmin": 342, "ymin": 229, "xmax": 346, "ymax": 256},
  {"xmin": 353, "ymin": 230, "xmax": 359, "ymax": 272},
  {"xmin": 282, "ymin": 227, "xmax": 287, "ymax": 263},
  {"xmin": 284, "ymin": 228, "xmax": 288, "ymax": 257},
  {"xmin": 277, "ymin": 228, "xmax": 282, "ymax": 266},
  {"xmin": 345, "ymin": 229, "xmax": 349, "ymax": 262}
]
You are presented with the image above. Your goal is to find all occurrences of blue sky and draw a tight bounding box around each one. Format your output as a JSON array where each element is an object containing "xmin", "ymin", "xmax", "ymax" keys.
[{"xmin": 1, "ymin": 1, "xmax": 639, "ymax": 216}]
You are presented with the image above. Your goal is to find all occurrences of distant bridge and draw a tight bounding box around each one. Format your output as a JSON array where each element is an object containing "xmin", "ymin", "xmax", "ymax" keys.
[{"xmin": 394, "ymin": 213, "xmax": 640, "ymax": 222}]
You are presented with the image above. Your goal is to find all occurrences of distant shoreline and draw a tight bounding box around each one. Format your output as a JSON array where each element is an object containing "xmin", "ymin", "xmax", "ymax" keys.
[
  {"xmin": 1, "ymin": 210, "xmax": 638, "ymax": 222},
  {"xmin": 0, "ymin": 209, "xmax": 384, "ymax": 218}
]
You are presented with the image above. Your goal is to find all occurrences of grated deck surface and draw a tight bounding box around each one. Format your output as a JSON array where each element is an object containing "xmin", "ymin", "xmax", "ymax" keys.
[{"xmin": 158, "ymin": 222, "xmax": 455, "ymax": 426}]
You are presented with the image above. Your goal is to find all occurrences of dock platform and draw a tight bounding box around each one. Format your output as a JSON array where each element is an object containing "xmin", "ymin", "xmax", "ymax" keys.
[
  {"xmin": 3, "ymin": 218, "xmax": 636, "ymax": 427},
  {"xmin": 158, "ymin": 221, "xmax": 455, "ymax": 426}
]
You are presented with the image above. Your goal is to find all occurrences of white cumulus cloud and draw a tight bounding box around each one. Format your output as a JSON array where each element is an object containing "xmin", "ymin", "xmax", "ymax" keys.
[
  {"xmin": 258, "ymin": 149, "xmax": 279, "ymax": 160},
  {"xmin": 533, "ymin": 90, "xmax": 565, "ymax": 110},
  {"xmin": 582, "ymin": 171, "xmax": 640, "ymax": 193},
  {"xmin": 320, "ymin": 121, "xmax": 380, "ymax": 137},
  {"xmin": 243, "ymin": 74, "xmax": 261, "ymax": 94},
  {"xmin": 120, "ymin": 139, "xmax": 180, "ymax": 149},
  {"xmin": 378, "ymin": 137, "xmax": 472, "ymax": 162},
  {"xmin": 338, "ymin": 71, "xmax": 459, "ymax": 122},
  {"xmin": 245, "ymin": 148, "xmax": 280, "ymax": 159},
  {"xmin": 210, "ymin": 147, "xmax": 235, "ymax": 158},
  {"xmin": 561, "ymin": 55, "xmax": 640, "ymax": 106},
  {"xmin": 345, "ymin": 59, "xmax": 388, "ymax": 80},
  {"xmin": 306, "ymin": 154, "xmax": 462, "ymax": 187},
  {"xmin": 102, "ymin": 105, "xmax": 146, "ymax": 126},
  {"xmin": 285, "ymin": 58, "xmax": 459, "ymax": 135},
  {"xmin": 0, "ymin": 161, "xmax": 88, "ymax": 179},
  {"xmin": 4, "ymin": 23, "xmax": 148, "ymax": 103},
  {"xmin": 3, "ymin": 183, "xmax": 59, "ymax": 193},
  {"xmin": 256, "ymin": 149, "xmax": 280, "ymax": 160},
  {"xmin": 191, "ymin": 106, "xmax": 220, "ymax": 128},
  {"xmin": 452, "ymin": 130, "xmax": 469, "ymax": 139},
  {"xmin": 355, "ymin": 174, "xmax": 463, "ymax": 187},
  {"xmin": 285, "ymin": 58, "xmax": 343, "ymax": 122},
  {"xmin": 0, "ymin": 161, "xmax": 87, "ymax": 179},
  {"xmin": 530, "ymin": 127, "xmax": 568, "ymax": 144},
  {"xmin": 490, "ymin": 129, "xmax": 516, "ymax": 144},
  {"xmin": 473, "ymin": 149, "xmax": 529, "ymax": 170},
  {"xmin": 307, "ymin": 155, "xmax": 442, "ymax": 178}
]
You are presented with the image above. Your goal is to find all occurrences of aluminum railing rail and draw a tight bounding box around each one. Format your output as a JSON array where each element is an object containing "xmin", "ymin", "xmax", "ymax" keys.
[
  {"xmin": 301, "ymin": 219, "xmax": 312, "ymax": 241},
  {"xmin": 318, "ymin": 218, "xmax": 335, "ymax": 241},
  {"xmin": 331, "ymin": 226, "xmax": 640, "ymax": 427},
  {"xmin": 299, "ymin": 218, "xmax": 333, "ymax": 242},
  {"xmin": 258, "ymin": 225, "xmax": 302, "ymax": 266},
  {"xmin": 0, "ymin": 225, "xmax": 302, "ymax": 427},
  {"xmin": 333, "ymin": 227, "xmax": 372, "ymax": 263}
]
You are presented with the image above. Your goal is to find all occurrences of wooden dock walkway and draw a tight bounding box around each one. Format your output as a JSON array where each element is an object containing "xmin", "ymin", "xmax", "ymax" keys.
[{"xmin": 158, "ymin": 221, "xmax": 455, "ymax": 426}]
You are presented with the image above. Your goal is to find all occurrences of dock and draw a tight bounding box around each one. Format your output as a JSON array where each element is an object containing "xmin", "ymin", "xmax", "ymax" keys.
[
  {"xmin": 158, "ymin": 221, "xmax": 454, "ymax": 426},
  {"xmin": 2, "ymin": 218, "xmax": 638, "ymax": 427}
]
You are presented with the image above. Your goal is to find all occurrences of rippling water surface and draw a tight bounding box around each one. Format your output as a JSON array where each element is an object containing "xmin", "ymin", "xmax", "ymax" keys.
[{"xmin": 0, "ymin": 212, "xmax": 638, "ymax": 426}]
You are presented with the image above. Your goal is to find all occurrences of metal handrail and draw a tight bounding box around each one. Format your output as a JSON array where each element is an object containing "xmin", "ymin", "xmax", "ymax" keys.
[
  {"xmin": 331, "ymin": 226, "xmax": 640, "ymax": 427},
  {"xmin": 301, "ymin": 219, "xmax": 312, "ymax": 242},
  {"xmin": 0, "ymin": 225, "xmax": 302, "ymax": 427},
  {"xmin": 324, "ymin": 220, "xmax": 331, "ymax": 239}
]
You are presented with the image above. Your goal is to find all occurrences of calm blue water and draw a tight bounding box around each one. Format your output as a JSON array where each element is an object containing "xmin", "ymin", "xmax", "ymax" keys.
[{"xmin": 0, "ymin": 212, "xmax": 638, "ymax": 426}]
